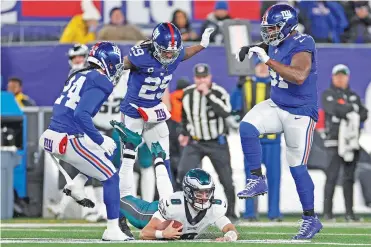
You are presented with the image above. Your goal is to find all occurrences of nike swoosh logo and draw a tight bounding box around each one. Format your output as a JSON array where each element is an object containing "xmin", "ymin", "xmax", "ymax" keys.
[
  {"xmin": 299, "ymin": 38, "xmax": 306, "ymax": 43},
  {"xmin": 294, "ymin": 117, "xmax": 302, "ymax": 120}
]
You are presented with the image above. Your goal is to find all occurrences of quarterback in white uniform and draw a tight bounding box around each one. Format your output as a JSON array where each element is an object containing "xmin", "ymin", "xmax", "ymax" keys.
[{"xmin": 112, "ymin": 122, "xmax": 238, "ymax": 241}]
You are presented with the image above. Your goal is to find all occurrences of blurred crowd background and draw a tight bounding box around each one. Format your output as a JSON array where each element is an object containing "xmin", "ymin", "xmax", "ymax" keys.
[{"xmin": 1, "ymin": 0, "xmax": 371, "ymax": 222}]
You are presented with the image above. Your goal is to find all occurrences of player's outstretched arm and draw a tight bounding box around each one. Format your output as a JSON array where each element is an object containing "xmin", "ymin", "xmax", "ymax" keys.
[
  {"xmin": 123, "ymin": 56, "xmax": 134, "ymax": 70},
  {"xmin": 182, "ymin": 28, "xmax": 214, "ymax": 61},
  {"xmin": 266, "ymin": 51, "xmax": 312, "ymax": 85},
  {"xmin": 140, "ymin": 217, "xmax": 182, "ymax": 240},
  {"xmin": 214, "ymin": 216, "xmax": 239, "ymax": 242}
]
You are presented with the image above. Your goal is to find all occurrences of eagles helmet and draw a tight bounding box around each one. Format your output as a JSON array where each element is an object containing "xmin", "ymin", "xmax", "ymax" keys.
[
  {"xmin": 87, "ymin": 41, "xmax": 124, "ymax": 85},
  {"xmin": 68, "ymin": 44, "xmax": 89, "ymax": 70},
  {"xmin": 261, "ymin": 4, "xmax": 298, "ymax": 46},
  {"xmin": 183, "ymin": 168, "xmax": 215, "ymax": 211},
  {"xmin": 152, "ymin": 22, "xmax": 183, "ymax": 66}
]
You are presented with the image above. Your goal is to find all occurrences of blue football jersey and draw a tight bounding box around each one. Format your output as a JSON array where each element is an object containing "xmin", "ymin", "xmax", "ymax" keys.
[
  {"xmin": 268, "ymin": 32, "xmax": 318, "ymax": 121},
  {"xmin": 49, "ymin": 70, "xmax": 113, "ymax": 144},
  {"xmin": 120, "ymin": 45, "xmax": 185, "ymax": 118}
]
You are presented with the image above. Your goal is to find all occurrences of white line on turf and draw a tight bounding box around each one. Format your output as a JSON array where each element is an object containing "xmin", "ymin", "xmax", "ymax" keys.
[
  {"xmin": 2, "ymin": 228, "xmax": 371, "ymax": 237},
  {"xmin": 1, "ymin": 238, "xmax": 371, "ymax": 246},
  {"xmin": 2, "ymin": 222, "xmax": 371, "ymax": 228}
]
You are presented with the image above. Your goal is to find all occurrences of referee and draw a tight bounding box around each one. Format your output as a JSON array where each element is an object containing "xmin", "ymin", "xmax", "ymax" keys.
[{"xmin": 177, "ymin": 63, "xmax": 237, "ymax": 219}]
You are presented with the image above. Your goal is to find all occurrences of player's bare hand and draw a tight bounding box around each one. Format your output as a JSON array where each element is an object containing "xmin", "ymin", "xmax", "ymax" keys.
[
  {"xmin": 196, "ymin": 83, "xmax": 210, "ymax": 95},
  {"xmin": 215, "ymin": 237, "xmax": 226, "ymax": 242},
  {"xmin": 163, "ymin": 221, "xmax": 183, "ymax": 240},
  {"xmin": 178, "ymin": 134, "xmax": 189, "ymax": 147}
]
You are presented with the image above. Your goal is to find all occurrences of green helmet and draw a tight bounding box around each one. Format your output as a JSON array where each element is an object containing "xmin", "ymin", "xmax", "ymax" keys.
[{"xmin": 182, "ymin": 168, "xmax": 215, "ymax": 211}]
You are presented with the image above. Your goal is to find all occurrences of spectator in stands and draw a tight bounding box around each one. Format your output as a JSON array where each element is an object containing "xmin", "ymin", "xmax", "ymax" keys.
[
  {"xmin": 342, "ymin": 2, "xmax": 371, "ymax": 43},
  {"xmin": 7, "ymin": 77, "xmax": 36, "ymax": 107},
  {"xmin": 97, "ymin": 7, "xmax": 146, "ymax": 41},
  {"xmin": 199, "ymin": 0, "xmax": 231, "ymax": 44},
  {"xmin": 299, "ymin": 1, "xmax": 348, "ymax": 43},
  {"xmin": 322, "ymin": 64, "xmax": 368, "ymax": 222},
  {"xmin": 171, "ymin": 9, "xmax": 198, "ymax": 41},
  {"xmin": 59, "ymin": 0, "xmax": 100, "ymax": 44}
]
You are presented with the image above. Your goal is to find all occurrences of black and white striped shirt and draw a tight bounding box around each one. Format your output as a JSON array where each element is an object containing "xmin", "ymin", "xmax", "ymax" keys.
[{"xmin": 181, "ymin": 83, "xmax": 232, "ymax": 141}]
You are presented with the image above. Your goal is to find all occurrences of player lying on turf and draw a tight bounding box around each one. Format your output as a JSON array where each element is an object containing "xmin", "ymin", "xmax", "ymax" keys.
[
  {"xmin": 236, "ymin": 4, "xmax": 323, "ymax": 239},
  {"xmin": 111, "ymin": 121, "xmax": 239, "ymax": 241}
]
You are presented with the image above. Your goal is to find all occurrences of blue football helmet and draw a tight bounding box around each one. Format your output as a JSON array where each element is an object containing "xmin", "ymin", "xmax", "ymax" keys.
[
  {"xmin": 261, "ymin": 4, "xmax": 298, "ymax": 46},
  {"xmin": 87, "ymin": 41, "xmax": 123, "ymax": 85},
  {"xmin": 152, "ymin": 22, "xmax": 183, "ymax": 66},
  {"xmin": 183, "ymin": 168, "xmax": 215, "ymax": 211}
]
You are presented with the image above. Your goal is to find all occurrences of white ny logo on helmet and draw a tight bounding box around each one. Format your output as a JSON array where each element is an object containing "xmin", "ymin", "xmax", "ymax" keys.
[
  {"xmin": 281, "ymin": 10, "xmax": 292, "ymax": 21},
  {"xmin": 113, "ymin": 45, "xmax": 121, "ymax": 56},
  {"xmin": 153, "ymin": 28, "xmax": 160, "ymax": 39}
]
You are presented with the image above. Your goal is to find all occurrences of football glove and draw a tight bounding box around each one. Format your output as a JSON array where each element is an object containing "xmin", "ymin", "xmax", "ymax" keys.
[
  {"xmin": 100, "ymin": 135, "xmax": 117, "ymax": 156},
  {"xmin": 236, "ymin": 42, "xmax": 268, "ymax": 62}
]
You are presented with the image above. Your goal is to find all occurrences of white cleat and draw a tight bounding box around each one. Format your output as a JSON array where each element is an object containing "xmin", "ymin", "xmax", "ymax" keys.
[
  {"xmin": 102, "ymin": 227, "xmax": 134, "ymax": 241},
  {"xmin": 63, "ymin": 183, "xmax": 95, "ymax": 208}
]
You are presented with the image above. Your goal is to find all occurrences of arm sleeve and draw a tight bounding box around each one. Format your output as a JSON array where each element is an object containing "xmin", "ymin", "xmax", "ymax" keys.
[
  {"xmin": 322, "ymin": 90, "xmax": 353, "ymax": 119},
  {"xmin": 152, "ymin": 211, "xmax": 166, "ymax": 222},
  {"xmin": 291, "ymin": 35, "xmax": 316, "ymax": 55},
  {"xmin": 128, "ymin": 46, "xmax": 144, "ymax": 68},
  {"xmin": 74, "ymin": 88, "xmax": 106, "ymax": 145},
  {"xmin": 214, "ymin": 216, "xmax": 232, "ymax": 231},
  {"xmin": 205, "ymin": 88, "xmax": 232, "ymax": 118}
]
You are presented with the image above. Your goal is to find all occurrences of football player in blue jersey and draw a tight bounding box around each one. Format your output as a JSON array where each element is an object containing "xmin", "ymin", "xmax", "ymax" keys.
[
  {"xmin": 39, "ymin": 42, "xmax": 133, "ymax": 241},
  {"xmin": 119, "ymin": 23, "xmax": 214, "ymax": 182},
  {"xmin": 235, "ymin": 4, "xmax": 323, "ymax": 239}
]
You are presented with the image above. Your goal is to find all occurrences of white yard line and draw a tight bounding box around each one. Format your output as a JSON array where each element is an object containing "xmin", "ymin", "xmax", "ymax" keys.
[
  {"xmin": 2, "ymin": 228, "xmax": 370, "ymax": 237},
  {"xmin": 238, "ymin": 222, "xmax": 371, "ymax": 228},
  {"xmin": 2, "ymin": 222, "xmax": 371, "ymax": 228},
  {"xmin": 1, "ymin": 238, "xmax": 371, "ymax": 246}
]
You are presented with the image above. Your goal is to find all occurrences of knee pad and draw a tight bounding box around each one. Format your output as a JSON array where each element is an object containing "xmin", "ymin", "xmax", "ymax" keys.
[{"xmin": 239, "ymin": 122, "xmax": 260, "ymax": 138}]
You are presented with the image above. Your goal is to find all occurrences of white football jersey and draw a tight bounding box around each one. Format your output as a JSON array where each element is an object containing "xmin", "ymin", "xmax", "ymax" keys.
[
  {"xmin": 93, "ymin": 71, "xmax": 129, "ymax": 130},
  {"xmin": 153, "ymin": 191, "xmax": 229, "ymax": 240}
]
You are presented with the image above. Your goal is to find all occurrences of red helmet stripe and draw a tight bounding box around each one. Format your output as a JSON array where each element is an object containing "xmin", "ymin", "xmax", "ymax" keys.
[{"xmin": 167, "ymin": 22, "xmax": 175, "ymax": 47}]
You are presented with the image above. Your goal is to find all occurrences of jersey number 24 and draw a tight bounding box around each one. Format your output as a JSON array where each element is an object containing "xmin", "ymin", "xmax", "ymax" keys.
[
  {"xmin": 131, "ymin": 46, "xmax": 172, "ymax": 100},
  {"xmin": 54, "ymin": 75, "xmax": 85, "ymax": 110}
]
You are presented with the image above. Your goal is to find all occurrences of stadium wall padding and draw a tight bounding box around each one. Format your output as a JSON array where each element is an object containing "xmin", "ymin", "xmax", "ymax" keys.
[{"xmin": 1, "ymin": 44, "xmax": 371, "ymax": 106}]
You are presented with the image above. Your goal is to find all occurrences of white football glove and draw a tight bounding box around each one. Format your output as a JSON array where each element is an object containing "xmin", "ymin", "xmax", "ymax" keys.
[
  {"xmin": 248, "ymin": 46, "xmax": 270, "ymax": 64},
  {"xmin": 100, "ymin": 135, "xmax": 117, "ymax": 156},
  {"xmin": 200, "ymin": 28, "xmax": 215, "ymax": 48}
]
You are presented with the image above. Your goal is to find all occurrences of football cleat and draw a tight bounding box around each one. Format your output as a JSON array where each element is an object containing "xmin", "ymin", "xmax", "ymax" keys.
[
  {"xmin": 237, "ymin": 175, "xmax": 268, "ymax": 199},
  {"xmin": 63, "ymin": 183, "xmax": 95, "ymax": 208},
  {"xmin": 110, "ymin": 120, "xmax": 142, "ymax": 149},
  {"xmin": 293, "ymin": 215, "xmax": 323, "ymax": 240},
  {"xmin": 151, "ymin": 142, "xmax": 166, "ymax": 160},
  {"xmin": 119, "ymin": 216, "xmax": 134, "ymax": 239},
  {"xmin": 102, "ymin": 227, "xmax": 134, "ymax": 241}
]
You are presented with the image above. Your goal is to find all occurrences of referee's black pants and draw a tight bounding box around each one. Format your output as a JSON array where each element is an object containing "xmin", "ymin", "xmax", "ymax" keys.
[
  {"xmin": 176, "ymin": 139, "xmax": 236, "ymax": 217},
  {"xmin": 323, "ymin": 147, "xmax": 358, "ymax": 216}
]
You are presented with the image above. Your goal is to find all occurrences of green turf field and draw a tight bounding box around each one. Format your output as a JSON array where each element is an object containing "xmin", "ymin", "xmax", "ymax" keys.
[{"xmin": 1, "ymin": 219, "xmax": 370, "ymax": 247}]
